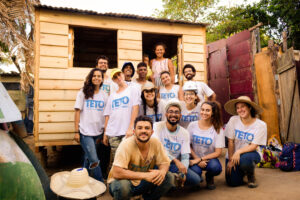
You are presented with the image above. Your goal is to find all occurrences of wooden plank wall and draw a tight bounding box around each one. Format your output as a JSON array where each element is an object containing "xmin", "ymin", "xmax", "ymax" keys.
[
  {"xmin": 117, "ymin": 30, "xmax": 142, "ymax": 69},
  {"xmin": 182, "ymin": 34, "xmax": 206, "ymax": 82},
  {"xmin": 36, "ymin": 17, "xmax": 92, "ymax": 146},
  {"xmin": 254, "ymin": 51, "xmax": 280, "ymax": 140}
]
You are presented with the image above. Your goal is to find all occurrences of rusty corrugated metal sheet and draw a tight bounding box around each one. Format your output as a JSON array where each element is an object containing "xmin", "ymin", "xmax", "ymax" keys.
[{"xmin": 36, "ymin": 4, "xmax": 208, "ymax": 27}]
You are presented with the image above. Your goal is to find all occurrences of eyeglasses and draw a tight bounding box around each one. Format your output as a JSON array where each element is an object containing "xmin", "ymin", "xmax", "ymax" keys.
[
  {"xmin": 167, "ymin": 110, "xmax": 180, "ymax": 115},
  {"xmin": 98, "ymin": 62, "xmax": 108, "ymax": 65},
  {"xmin": 184, "ymin": 92, "xmax": 196, "ymax": 96}
]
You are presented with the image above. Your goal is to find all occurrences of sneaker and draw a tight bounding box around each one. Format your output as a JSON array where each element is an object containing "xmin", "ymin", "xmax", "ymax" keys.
[
  {"xmin": 206, "ymin": 176, "xmax": 216, "ymax": 190},
  {"xmin": 247, "ymin": 173, "xmax": 258, "ymax": 188},
  {"xmin": 173, "ymin": 172, "xmax": 186, "ymax": 188}
]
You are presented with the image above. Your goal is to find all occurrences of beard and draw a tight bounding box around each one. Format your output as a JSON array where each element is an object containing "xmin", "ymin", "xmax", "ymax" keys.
[
  {"xmin": 167, "ymin": 117, "xmax": 180, "ymax": 126},
  {"xmin": 99, "ymin": 69, "xmax": 107, "ymax": 74},
  {"xmin": 136, "ymin": 134, "xmax": 150, "ymax": 143},
  {"xmin": 185, "ymin": 73, "xmax": 195, "ymax": 80}
]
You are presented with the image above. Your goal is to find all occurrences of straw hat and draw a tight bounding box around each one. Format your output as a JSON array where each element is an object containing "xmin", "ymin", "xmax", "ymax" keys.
[
  {"xmin": 141, "ymin": 81, "xmax": 155, "ymax": 91},
  {"xmin": 224, "ymin": 96, "xmax": 263, "ymax": 116},
  {"xmin": 165, "ymin": 99, "xmax": 182, "ymax": 112},
  {"xmin": 50, "ymin": 168, "xmax": 106, "ymax": 199},
  {"xmin": 110, "ymin": 68, "xmax": 122, "ymax": 79}
]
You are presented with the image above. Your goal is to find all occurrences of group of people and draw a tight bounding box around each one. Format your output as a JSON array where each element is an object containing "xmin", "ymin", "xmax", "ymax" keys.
[{"xmin": 74, "ymin": 42, "xmax": 267, "ymax": 200}]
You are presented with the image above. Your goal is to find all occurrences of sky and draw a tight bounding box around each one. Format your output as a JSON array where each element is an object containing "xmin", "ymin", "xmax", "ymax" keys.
[{"xmin": 1, "ymin": 0, "xmax": 259, "ymax": 72}]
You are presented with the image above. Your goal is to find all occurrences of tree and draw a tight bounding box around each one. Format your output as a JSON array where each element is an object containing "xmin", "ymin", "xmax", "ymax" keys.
[
  {"xmin": 155, "ymin": 0, "xmax": 219, "ymax": 22},
  {"xmin": 0, "ymin": 0, "xmax": 39, "ymax": 89}
]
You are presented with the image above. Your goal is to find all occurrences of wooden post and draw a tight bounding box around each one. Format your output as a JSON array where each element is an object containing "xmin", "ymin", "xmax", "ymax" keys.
[
  {"xmin": 68, "ymin": 27, "xmax": 74, "ymax": 68},
  {"xmin": 283, "ymin": 31, "xmax": 287, "ymax": 52},
  {"xmin": 34, "ymin": 8, "xmax": 40, "ymax": 146},
  {"xmin": 255, "ymin": 28, "xmax": 261, "ymax": 53},
  {"xmin": 177, "ymin": 37, "xmax": 183, "ymax": 86}
]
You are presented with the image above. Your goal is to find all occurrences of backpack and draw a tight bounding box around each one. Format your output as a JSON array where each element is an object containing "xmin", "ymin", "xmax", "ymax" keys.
[{"xmin": 278, "ymin": 143, "xmax": 300, "ymax": 171}]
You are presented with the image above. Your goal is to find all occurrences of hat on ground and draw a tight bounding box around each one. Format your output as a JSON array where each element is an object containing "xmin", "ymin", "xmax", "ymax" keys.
[
  {"xmin": 165, "ymin": 99, "xmax": 182, "ymax": 112},
  {"xmin": 110, "ymin": 68, "xmax": 122, "ymax": 79},
  {"xmin": 50, "ymin": 168, "xmax": 106, "ymax": 199},
  {"xmin": 141, "ymin": 81, "xmax": 156, "ymax": 91},
  {"xmin": 122, "ymin": 62, "xmax": 135, "ymax": 77},
  {"xmin": 224, "ymin": 96, "xmax": 263, "ymax": 116}
]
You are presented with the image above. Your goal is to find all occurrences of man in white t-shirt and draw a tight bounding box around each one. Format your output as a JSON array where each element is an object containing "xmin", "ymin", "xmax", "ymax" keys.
[
  {"xmin": 104, "ymin": 68, "xmax": 140, "ymax": 171},
  {"xmin": 183, "ymin": 64, "xmax": 216, "ymax": 102},
  {"xmin": 153, "ymin": 100, "xmax": 201, "ymax": 187},
  {"xmin": 108, "ymin": 115, "xmax": 173, "ymax": 200},
  {"xmin": 96, "ymin": 55, "xmax": 118, "ymax": 95}
]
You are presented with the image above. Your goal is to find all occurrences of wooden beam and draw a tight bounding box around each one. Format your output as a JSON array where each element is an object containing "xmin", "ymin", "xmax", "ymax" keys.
[
  {"xmin": 118, "ymin": 30, "xmax": 142, "ymax": 40},
  {"xmin": 39, "ymin": 90, "xmax": 78, "ymax": 100},
  {"xmin": 39, "ymin": 133, "xmax": 76, "ymax": 140},
  {"xmin": 177, "ymin": 37, "xmax": 183, "ymax": 86},
  {"xmin": 118, "ymin": 39, "xmax": 142, "ymax": 50},
  {"xmin": 40, "ymin": 22, "xmax": 68, "ymax": 35},
  {"xmin": 34, "ymin": 8, "xmax": 40, "ymax": 145},
  {"xmin": 39, "ymin": 111, "xmax": 75, "ymax": 122},
  {"xmin": 183, "ymin": 43, "xmax": 204, "ymax": 53},
  {"xmin": 39, "ymin": 67, "xmax": 91, "ymax": 80},
  {"xmin": 39, "ymin": 100, "xmax": 75, "ymax": 111},
  {"xmin": 68, "ymin": 27, "xmax": 74, "ymax": 68},
  {"xmin": 40, "ymin": 45, "xmax": 68, "ymax": 57},
  {"xmin": 183, "ymin": 52, "xmax": 205, "ymax": 62},
  {"xmin": 40, "ymin": 33, "xmax": 68, "ymax": 46},
  {"xmin": 40, "ymin": 56, "xmax": 68, "ymax": 68},
  {"xmin": 39, "ymin": 122, "xmax": 74, "ymax": 133},
  {"xmin": 39, "ymin": 9, "xmax": 206, "ymax": 36},
  {"xmin": 118, "ymin": 49, "xmax": 142, "ymax": 61},
  {"xmin": 183, "ymin": 35, "xmax": 205, "ymax": 44},
  {"xmin": 183, "ymin": 61, "xmax": 205, "ymax": 71},
  {"xmin": 39, "ymin": 79, "xmax": 83, "ymax": 90},
  {"xmin": 36, "ymin": 140, "xmax": 79, "ymax": 146}
]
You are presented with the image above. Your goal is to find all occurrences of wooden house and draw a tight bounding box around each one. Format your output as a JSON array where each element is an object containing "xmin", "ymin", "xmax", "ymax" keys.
[{"xmin": 34, "ymin": 5, "xmax": 208, "ymax": 147}]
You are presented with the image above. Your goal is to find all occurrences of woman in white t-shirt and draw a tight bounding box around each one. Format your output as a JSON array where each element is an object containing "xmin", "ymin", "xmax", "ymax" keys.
[
  {"xmin": 74, "ymin": 68, "xmax": 108, "ymax": 182},
  {"xmin": 140, "ymin": 82, "xmax": 166, "ymax": 122},
  {"xmin": 179, "ymin": 81, "xmax": 201, "ymax": 129},
  {"xmin": 159, "ymin": 71, "xmax": 184, "ymax": 101},
  {"xmin": 188, "ymin": 101, "xmax": 224, "ymax": 190},
  {"xmin": 224, "ymin": 96, "xmax": 267, "ymax": 188}
]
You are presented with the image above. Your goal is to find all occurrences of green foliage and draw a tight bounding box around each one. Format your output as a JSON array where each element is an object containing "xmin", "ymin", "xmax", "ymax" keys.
[{"xmin": 155, "ymin": 0, "xmax": 219, "ymax": 22}]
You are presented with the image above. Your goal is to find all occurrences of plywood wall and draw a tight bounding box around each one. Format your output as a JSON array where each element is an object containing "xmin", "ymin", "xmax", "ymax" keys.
[
  {"xmin": 182, "ymin": 34, "xmax": 206, "ymax": 82},
  {"xmin": 117, "ymin": 30, "xmax": 142, "ymax": 69}
]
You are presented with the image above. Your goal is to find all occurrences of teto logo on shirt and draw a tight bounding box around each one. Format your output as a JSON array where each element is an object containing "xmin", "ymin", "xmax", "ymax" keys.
[
  {"xmin": 101, "ymin": 84, "xmax": 110, "ymax": 93},
  {"xmin": 164, "ymin": 138, "xmax": 181, "ymax": 153},
  {"xmin": 161, "ymin": 92, "xmax": 176, "ymax": 99},
  {"xmin": 147, "ymin": 114, "xmax": 162, "ymax": 122},
  {"xmin": 181, "ymin": 114, "xmax": 198, "ymax": 122},
  {"xmin": 85, "ymin": 100, "xmax": 105, "ymax": 111},
  {"xmin": 235, "ymin": 129, "xmax": 254, "ymax": 142},
  {"xmin": 112, "ymin": 96, "xmax": 129, "ymax": 109},
  {"xmin": 192, "ymin": 135, "xmax": 212, "ymax": 148}
]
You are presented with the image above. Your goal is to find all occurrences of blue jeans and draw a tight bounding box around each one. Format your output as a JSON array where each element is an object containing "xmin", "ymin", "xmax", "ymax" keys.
[
  {"xmin": 169, "ymin": 163, "xmax": 201, "ymax": 186},
  {"xmin": 225, "ymin": 151, "xmax": 260, "ymax": 187},
  {"xmin": 80, "ymin": 133, "xmax": 103, "ymax": 182},
  {"xmin": 109, "ymin": 172, "xmax": 173, "ymax": 200},
  {"xmin": 189, "ymin": 158, "xmax": 222, "ymax": 180}
]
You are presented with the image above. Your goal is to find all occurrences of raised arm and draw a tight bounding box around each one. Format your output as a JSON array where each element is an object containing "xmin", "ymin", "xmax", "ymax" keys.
[
  {"xmin": 126, "ymin": 105, "xmax": 139, "ymax": 138},
  {"xmin": 168, "ymin": 59, "xmax": 175, "ymax": 84}
]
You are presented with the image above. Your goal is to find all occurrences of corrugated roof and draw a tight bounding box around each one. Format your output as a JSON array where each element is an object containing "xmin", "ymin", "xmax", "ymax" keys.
[{"xmin": 36, "ymin": 4, "xmax": 208, "ymax": 26}]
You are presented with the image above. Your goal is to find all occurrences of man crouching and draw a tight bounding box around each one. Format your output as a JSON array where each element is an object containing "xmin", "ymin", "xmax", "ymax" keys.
[{"xmin": 108, "ymin": 115, "xmax": 173, "ymax": 200}]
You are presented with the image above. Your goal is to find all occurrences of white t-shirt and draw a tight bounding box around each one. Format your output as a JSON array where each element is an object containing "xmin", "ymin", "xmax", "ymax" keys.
[
  {"xmin": 179, "ymin": 102, "xmax": 201, "ymax": 129},
  {"xmin": 187, "ymin": 121, "xmax": 225, "ymax": 158},
  {"xmin": 74, "ymin": 89, "xmax": 108, "ymax": 136},
  {"xmin": 159, "ymin": 85, "xmax": 180, "ymax": 101},
  {"xmin": 139, "ymin": 100, "xmax": 166, "ymax": 122},
  {"xmin": 153, "ymin": 121, "xmax": 190, "ymax": 160},
  {"xmin": 104, "ymin": 86, "xmax": 140, "ymax": 137},
  {"xmin": 101, "ymin": 78, "xmax": 118, "ymax": 95},
  {"xmin": 184, "ymin": 81, "xmax": 214, "ymax": 102},
  {"xmin": 225, "ymin": 115, "xmax": 267, "ymax": 157}
]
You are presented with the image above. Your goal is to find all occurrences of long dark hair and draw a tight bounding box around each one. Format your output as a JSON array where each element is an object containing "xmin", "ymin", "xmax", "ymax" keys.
[
  {"xmin": 202, "ymin": 101, "xmax": 223, "ymax": 133},
  {"xmin": 83, "ymin": 68, "xmax": 103, "ymax": 99},
  {"xmin": 141, "ymin": 90, "xmax": 160, "ymax": 122}
]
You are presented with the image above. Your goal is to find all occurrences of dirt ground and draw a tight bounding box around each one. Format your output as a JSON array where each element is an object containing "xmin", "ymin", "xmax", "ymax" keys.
[{"xmin": 24, "ymin": 136, "xmax": 300, "ymax": 200}]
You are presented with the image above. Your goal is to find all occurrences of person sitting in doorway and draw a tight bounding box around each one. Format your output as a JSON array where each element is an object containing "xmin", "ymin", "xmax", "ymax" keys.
[
  {"xmin": 183, "ymin": 64, "xmax": 216, "ymax": 102},
  {"xmin": 108, "ymin": 115, "xmax": 173, "ymax": 200}
]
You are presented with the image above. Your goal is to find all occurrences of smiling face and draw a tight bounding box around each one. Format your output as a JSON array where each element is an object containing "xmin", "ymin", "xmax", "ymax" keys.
[
  {"xmin": 184, "ymin": 90, "xmax": 197, "ymax": 104},
  {"xmin": 143, "ymin": 88, "xmax": 155, "ymax": 102},
  {"xmin": 91, "ymin": 70, "xmax": 103, "ymax": 87},
  {"xmin": 97, "ymin": 58, "xmax": 108, "ymax": 72},
  {"xmin": 161, "ymin": 73, "xmax": 171, "ymax": 86},
  {"xmin": 134, "ymin": 121, "xmax": 153, "ymax": 143},
  {"xmin": 123, "ymin": 65, "xmax": 133, "ymax": 80},
  {"xmin": 155, "ymin": 45, "xmax": 165, "ymax": 58},
  {"xmin": 183, "ymin": 68, "xmax": 196, "ymax": 80},
  {"xmin": 137, "ymin": 66, "xmax": 147, "ymax": 79},
  {"xmin": 236, "ymin": 102, "xmax": 251, "ymax": 119},
  {"xmin": 200, "ymin": 103, "xmax": 213, "ymax": 121},
  {"xmin": 166, "ymin": 106, "xmax": 181, "ymax": 126},
  {"xmin": 112, "ymin": 72, "xmax": 125, "ymax": 85}
]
